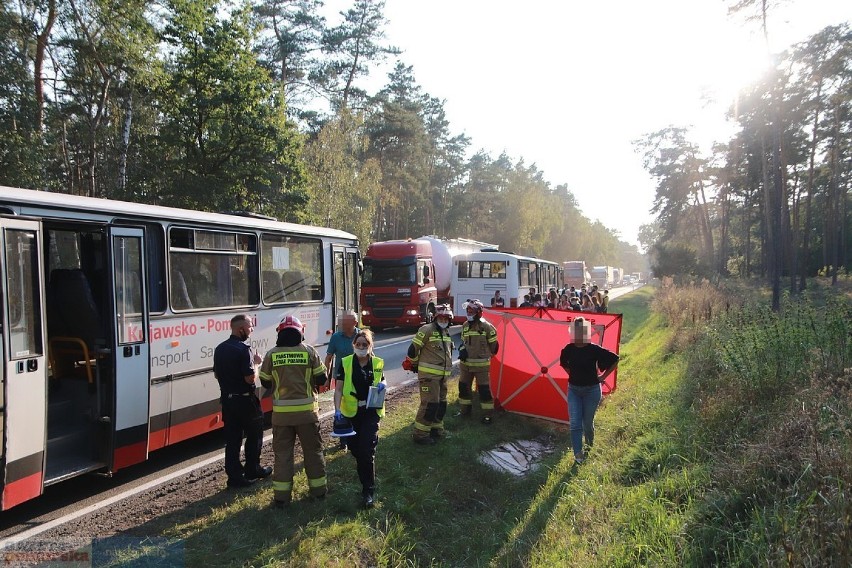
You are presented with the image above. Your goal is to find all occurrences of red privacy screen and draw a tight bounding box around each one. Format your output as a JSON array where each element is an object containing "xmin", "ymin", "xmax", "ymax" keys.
[{"xmin": 484, "ymin": 307, "xmax": 622, "ymax": 424}]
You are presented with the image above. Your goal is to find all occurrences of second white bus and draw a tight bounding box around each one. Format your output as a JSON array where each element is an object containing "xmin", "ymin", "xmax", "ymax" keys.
[{"xmin": 450, "ymin": 251, "xmax": 561, "ymax": 318}]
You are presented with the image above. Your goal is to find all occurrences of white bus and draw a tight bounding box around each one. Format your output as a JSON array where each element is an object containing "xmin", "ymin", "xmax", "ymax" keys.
[
  {"xmin": 0, "ymin": 186, "xmax": 360, "ymax": 510},
  {"xmin": 450, "ymin": 251, "xmax": 561, "ymax": 318}
]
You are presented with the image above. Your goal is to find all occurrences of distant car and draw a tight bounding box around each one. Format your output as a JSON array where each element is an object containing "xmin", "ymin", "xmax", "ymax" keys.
[{"xmin": 622, "ymin": 276, "xmax": 633, "ymax": 285}]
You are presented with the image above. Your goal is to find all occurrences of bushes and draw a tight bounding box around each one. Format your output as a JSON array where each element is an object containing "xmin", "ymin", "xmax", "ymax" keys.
[{"xmin": 672, "ymin": 284, "xmax": 852, "ymax": 565}]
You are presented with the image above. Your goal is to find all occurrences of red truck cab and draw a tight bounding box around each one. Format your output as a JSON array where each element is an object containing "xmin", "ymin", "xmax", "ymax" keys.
[{"xmin": 360, "ymin": 240, "xmax": 439, "ymax": 329}]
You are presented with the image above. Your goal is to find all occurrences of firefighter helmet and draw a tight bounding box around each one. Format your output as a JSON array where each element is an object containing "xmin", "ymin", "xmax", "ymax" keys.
[
  {"xmin": 276, "ymin": 315, "xmax": 303, "ymax": 334},
  {"xmin": 463, "ymin": 299, "xmax": 484, "ymax": 316},
  {"xmin": 434, "ymin": 304, "xmax": 453, "ymax": 320}
]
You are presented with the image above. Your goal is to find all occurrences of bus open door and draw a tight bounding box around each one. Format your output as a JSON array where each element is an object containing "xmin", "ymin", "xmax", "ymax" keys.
[
  {"xmin": 108, "ymin": 227, "xmax": 151, "ymax": 471},
  {"xmin": 0, "ymin": 217, "xmax": 48, "ymax": 510}
]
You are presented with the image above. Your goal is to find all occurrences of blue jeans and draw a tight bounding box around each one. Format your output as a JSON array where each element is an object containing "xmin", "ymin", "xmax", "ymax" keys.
[{"xmin": 567, "ymin": 383, "xmax": 602, "ymax": 458}]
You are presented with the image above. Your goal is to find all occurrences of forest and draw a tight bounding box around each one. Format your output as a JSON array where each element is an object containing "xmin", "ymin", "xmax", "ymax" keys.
[{"xmin": 0, "ymin": 0, "xmax": 848, "ymax": 287}]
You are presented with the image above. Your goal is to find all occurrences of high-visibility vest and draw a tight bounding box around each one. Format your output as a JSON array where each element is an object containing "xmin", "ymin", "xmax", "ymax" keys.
[
  {"xmin": 259, "ymin": 344, "xmax": 325, "ymax": 413},
  {"xmin": 339, "ymin": 355, "xmax": 385, "ymax": 418},
  {"xmin": 461, "ymin": 318, "xmax": 497, "ymax": 368},
  {"xmin": 409, "ymin": 323, "xmax": 452, "ymax": 377}
]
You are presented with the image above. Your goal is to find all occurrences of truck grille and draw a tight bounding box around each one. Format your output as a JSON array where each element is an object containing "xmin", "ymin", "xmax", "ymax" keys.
[{"xmin": 373, "ymin": 307, "xmax": 403, "ymax": 319}]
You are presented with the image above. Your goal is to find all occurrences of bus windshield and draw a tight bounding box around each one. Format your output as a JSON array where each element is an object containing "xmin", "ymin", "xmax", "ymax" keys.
[{"xmin": 362, "ymin": 259, "xmax": 416, "ymax": 285}]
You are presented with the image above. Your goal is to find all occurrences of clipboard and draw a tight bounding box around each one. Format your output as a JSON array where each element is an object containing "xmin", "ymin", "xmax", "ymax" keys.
[{"xmin": 366, "ymin": 385, "xmax": 386, "ymax": 409}]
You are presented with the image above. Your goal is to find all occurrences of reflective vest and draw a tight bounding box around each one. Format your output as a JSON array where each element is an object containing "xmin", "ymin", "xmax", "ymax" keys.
[
  {"xmin": 339, "ymin": 354, "xmax": 385, "ymax": 418},
  {"xmin": 461, "ymin": 318, "xmax": 497, "ymax": 368},
  {"xmin": 258, "ymin": 344, "xmax": 325, "ymax": 414},
  {"xmin": 410, "ymin": 323, "xmax": 452, "ymax": 377}
]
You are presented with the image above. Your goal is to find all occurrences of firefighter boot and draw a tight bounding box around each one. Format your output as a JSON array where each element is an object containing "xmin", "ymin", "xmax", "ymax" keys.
[{"xmin": 457, "ymin": 404, "xmax": 472, "ymax": 417}]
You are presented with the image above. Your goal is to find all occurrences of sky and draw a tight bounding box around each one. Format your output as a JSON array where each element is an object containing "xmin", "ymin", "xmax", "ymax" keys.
[{"xmin": 327, "ymin": 0, "xmax": 849, "ymax": 249}]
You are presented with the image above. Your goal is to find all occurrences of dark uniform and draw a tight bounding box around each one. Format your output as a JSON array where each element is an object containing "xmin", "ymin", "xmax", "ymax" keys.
[
  {"xmin": 213, "ymin": 335, "xmax": 264, "ymax": 485},
  {"xmin": 337, "ymin": 354, "xmax": 385, "ymax": 504}
]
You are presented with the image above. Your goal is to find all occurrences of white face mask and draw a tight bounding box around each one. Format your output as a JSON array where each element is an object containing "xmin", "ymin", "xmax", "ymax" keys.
[
  {"xmin": 354, "ymin": 347, "xmax": 369, "ymax": 358},
  {"xmin": 437, "ymin": 320, "xmax": 449, "ymax": 329}
]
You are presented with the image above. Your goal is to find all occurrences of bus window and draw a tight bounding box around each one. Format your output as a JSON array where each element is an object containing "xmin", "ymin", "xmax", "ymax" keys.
[
  {"xmin": 168, "ymin": 228, "xmax": 257, "ymax": 310},
  {"xmin": 260, "ymin": 234, "xmax": 322, "ymax": 304},
  {"xmin": 5, "ymin": 229, "xmax": 43, "ymax": 359}
]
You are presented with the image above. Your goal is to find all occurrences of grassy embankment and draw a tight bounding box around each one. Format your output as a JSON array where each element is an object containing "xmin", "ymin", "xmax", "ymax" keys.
[{"xmin": 104, "ymin": 282, "xmax": 850, "ymax": 567}]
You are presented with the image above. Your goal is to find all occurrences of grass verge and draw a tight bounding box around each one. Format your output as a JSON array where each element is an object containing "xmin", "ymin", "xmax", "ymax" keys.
[{"xmin": 94, "ymin": 282, "xmax": 850, "ymax": 566}]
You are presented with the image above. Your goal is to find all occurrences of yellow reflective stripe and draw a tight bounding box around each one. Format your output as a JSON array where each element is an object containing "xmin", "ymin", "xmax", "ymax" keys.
[
  {"xmin": 308, "ymin": 476, "xmax": 327, "ymax": 488},
  {"xmin": 258, "ymin": 370, "xmax": 272, "ymax": 380},
  {"xmin": 273, "ymin": 480, "xmax": 292, "ymax": 491},
  {"xmin": 414, "ymin": 421, "xmax": 432, "ymax": 432},
  {"xmin": 412, "ymin": 337, "xmax": 424, "ymax": 347},
  {"xmin": 459, "ymin": 398, "xmax": 472, "ymax": 405},
  {"xmin": 464, "ymin": 361, "xmax": 490, "ymax": 367},
  {"xmin": 418, "ymin": 364, "xmax": 450, "ymax": 376},
  {"xmin": 272, "ymin": 402, "xmax": 316, "ymax": 412},
  {"xmin": 481, "ymin": 402, "xmax": 494, "ymax": 410}
]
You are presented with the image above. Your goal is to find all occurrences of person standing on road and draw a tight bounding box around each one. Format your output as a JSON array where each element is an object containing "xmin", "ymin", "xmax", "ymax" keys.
[
  {"xmin": 325, "ymin": 309, "xmax": 360, "ymax": 451},
  {"xmin": 334, "ymin": 330, "xmax": 386, "ymax": 508},
  {"xmin": 213, "ymin": 314, "xmax": 272, "ymax": 489},
  {"xmin": 559, "ymin": 317, "xmax": 619, "ymax": 465},
  {"xmin": 259, "ymin": 315, "xmax": 328, "ymax": 507},
  {"xmin": 490, "ymin": 290, "xmax": 505, "ymax": 307},
  {"xmin": 404, "ymin": 304, "xmax": 454, "ymax": 444},
  {"xmin": 457, "ymin": 300, "xmax": 499, "ymax": 424}
]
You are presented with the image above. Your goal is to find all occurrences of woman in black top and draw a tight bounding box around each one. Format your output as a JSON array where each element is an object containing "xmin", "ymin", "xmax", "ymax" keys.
[{"xmin": 559, "ymin": 317, "xmax": 619, "ymax": 464}]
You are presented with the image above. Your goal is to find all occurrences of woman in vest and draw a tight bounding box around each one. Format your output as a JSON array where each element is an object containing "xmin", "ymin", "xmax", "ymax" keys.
[{"xmin": 334, "ymin": 329, "xmax": 386, "ymax": 508}]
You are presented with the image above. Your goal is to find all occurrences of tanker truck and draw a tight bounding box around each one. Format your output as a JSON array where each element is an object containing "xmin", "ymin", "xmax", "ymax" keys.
[{"xmin": 360, "ymin": 236, "xmax": 496, "ymax": 329}]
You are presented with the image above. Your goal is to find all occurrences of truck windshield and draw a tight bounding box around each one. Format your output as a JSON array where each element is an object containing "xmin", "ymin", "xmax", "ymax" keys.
[{"xmin": 362, "ymin": 260, "xmax": 416, "ymax": 285}]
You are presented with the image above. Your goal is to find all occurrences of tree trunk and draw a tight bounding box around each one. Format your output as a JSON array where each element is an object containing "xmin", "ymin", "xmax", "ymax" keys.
[
  {"xmin": 118, "ymin": 91, "xmax": 133, "ymax": 194},
  {"xmin": 34, "ymin": 0, "xmax": 57, "ymax": 132},
  {"xmin": 799, "ymin": 84, "xmax": 822, "ymax": 292}
]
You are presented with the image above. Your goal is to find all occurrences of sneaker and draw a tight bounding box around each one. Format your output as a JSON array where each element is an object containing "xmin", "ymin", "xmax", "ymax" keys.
[
  {"xmin": 226, "ymin": 476, "xmax": 256, "ymax": 489},
  {"xmin": 574, "ymin": 453, "xmax": 585, "ymax": 465},
  {"xmin": 363, "ymin": 490, "xmax": 375, "ymax": 509}
]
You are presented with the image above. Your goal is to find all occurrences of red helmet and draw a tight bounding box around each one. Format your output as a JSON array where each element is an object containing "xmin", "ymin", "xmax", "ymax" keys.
[
  {"xmin": 435, "ymin": 304, "xmax": 453, "ymax": 320},
  {"xmin": 276, "ymin": 315, "xmax": 303, "ymax": 333},
  {"xmin": 463, "ymin": 299, "xmax": 484, "ymax": 316}
]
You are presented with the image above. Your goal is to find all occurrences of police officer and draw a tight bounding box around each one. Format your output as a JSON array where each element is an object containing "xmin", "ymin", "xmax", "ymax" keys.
[
  {"xmin": 259, "ymin": 315, "xmax": 328, "ymax": 507},
  {"xmin": 334, "ymin": 329, "xmax": 386, "ymax": 508},
  {"xmin": 457, "ymin": 299, "xmax": 499, "ymax": 424},
  {"xmin": 405, "ymin": 304, "xmax": 453, "ymax": 445},
  {"xmin": 213, "ymin": 314, "xmax": 272, "ymax": 488}
]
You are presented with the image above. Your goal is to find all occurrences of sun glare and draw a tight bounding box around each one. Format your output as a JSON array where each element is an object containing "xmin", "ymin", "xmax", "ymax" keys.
[{"xmin": 706, "ymin": 41, "xmax": 774, "ymax": 107}]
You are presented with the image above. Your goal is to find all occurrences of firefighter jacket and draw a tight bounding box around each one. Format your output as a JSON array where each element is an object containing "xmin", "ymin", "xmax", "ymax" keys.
[
  {"xmin": 339, "ymin": 355, "xmax": 385, "ymax": 418},
  {"xmin": 409, "ymin": 322, "xmax": 453, "ymax": 377},
  {"xmin": 259, "ymin": 344, "xmax": 326, "ymax": 421},
  {"xmin": 460, "ymin": 318, "xmax": 498, "ymax": 369}
]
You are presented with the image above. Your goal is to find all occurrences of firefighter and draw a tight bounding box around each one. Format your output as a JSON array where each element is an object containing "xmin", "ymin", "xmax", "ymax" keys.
[
  {"xmin": 259, "ymin": 315, "xmax": 328, "ymax": 507},
  {"xmin": 404, "ymin": 304, "xmax": 454, "ymax": 445},
  {"xmin": 457, "ymin": 299, "xmax": 499, "ymax": 424}
]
